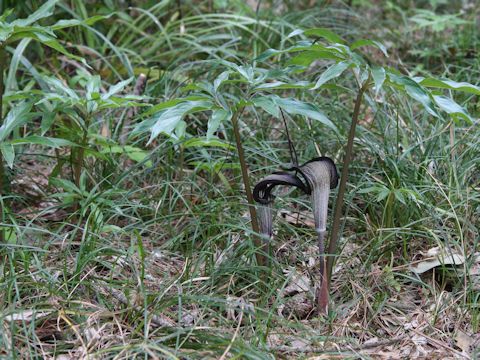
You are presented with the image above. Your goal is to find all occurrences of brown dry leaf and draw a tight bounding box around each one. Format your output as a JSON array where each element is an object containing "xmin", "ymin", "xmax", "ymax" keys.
[
  {"xmin": 278, "ymin": 270, "xmax": 314, "ymax": 319},
  {"xmin": 282, "ymin": 268, "xmax": 312, "ymax": 296},
  {"xmin": 410, "ymin": 246, "xmax": 465, "ymax": 274},
  {"xmin": 281, "ymin": 292, "xmax": 314, "ymax": 319},
  {"xmin": 279, "ymin": 209, "xmax": 315, "ymax": 228},
  {"xmin": 3, "ymin": 310, "xmax": 52, "ymax": 322},
  {"xmin": 455, "ymin": 330, "xmax": 474, "ymax": 354}
]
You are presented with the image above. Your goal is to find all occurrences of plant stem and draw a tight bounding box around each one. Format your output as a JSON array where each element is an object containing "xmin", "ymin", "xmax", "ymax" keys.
[
  {"xmin": 74, "ymin": 115, "xmax": 90, "ymax": 189},
  {"xmin": 231, "ymin": 107, "xmax": 265, "ymax": 266},
  {"xmin": 0, "ymin": 45, "xmax": 5, "ymax": 244},
  {"xmin": 326, "ymin": 80, "xmax": 369, "ymax": 281}
]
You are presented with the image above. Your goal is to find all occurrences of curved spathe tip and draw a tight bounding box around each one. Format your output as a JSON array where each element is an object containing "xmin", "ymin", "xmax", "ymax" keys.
[{"xmin": 253, "ymin": 172, "xmax": 309, "ymax": 204}]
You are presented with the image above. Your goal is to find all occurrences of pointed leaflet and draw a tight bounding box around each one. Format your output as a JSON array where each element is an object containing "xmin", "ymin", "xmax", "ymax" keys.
[
  {"xmin": 102, "ymin": 77, "xmax": 133, "ymax": 100},
  {"xmin": 0, "ymin": 102, "xmax": 33, "ymax": 142},
  {"xmin": 371, "ymin": 67, "xmax": 386, "ymax": 95},
  {"xmin": 147, "ymin": 100, "xmax": 213, "ymax": 144},
  {"xmin": 286, "ymin": 29, "xmax": 304, "ymax": 39},
  {"xmin": 207, "ymin": 109, "xmax": 230, "ymax": 141},
  {"xmin": 303, "ymin": 28, "xmax": 346, "ymax": 44},
  {"xmin": 276, "ymin": 98, "xmax": 336, "ymax": 132},
  {"xmin": 10, "ymin": 136, "xmax": 75, "ymax": 148},
  {"xmin": 43, "ymin": 76, "xmax": 79, "ymax": 100},
  {"xmin": 252, "ymin": 95, "xmax": 335, "ymax": 131},
  {"xmin": 415, "ymin": 77, "xmax": 480, "ymax": 96},
  {"xmin": 213, "ymin": 71, "xmax": 229, "ymax": 93},
  {"xmin": 255, "ymin": 43, "xmax": 312, "ymax": 62},
  {"xmin": 289, "ymin": 50, "xmax": 345, "ymax": 66},
  {"xmin": 0, "ymin": 143, "xmax": 15, "ymax": 168},
  {"xmin": 52, "ymin": 15, "xmax": 108, "ymax": 30},
  {"xmin": 350, "ymin": 39, "xmax": 388, "ymax": 57},
  {"xmin": 433, "ymin": 95, "xmax": 472, "ymax": 124},
  {"xmin": 312, "ymin": 61, "xmax": 350, "ymax": 90},
  {"xmin": 12, "ymin": 0, "xmax": 59, "ymax": 27},
  {"xmin": 253, "ymin": 81, "xmax": 311, "ymax": 91},
  {"xmin": 183, "ymin": 137, "xmax": 234, "ymax": 150},
  {"xmin": 252, "ymin": 96, "xmax": 280, "ymax": 118},
  {"xmin": 388, "ymin": 74, "xmax": 438, "ymax": 117}
]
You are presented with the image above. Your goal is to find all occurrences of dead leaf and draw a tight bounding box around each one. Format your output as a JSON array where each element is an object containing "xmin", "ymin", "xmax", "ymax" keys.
[
  {"xmin": 3, "ymin": 310, "xmax": 52, "ymax": 322},
  {"xmin": 279, "ymin": 209, "xmax": 315, "ymax": 228},
  {"xmin": 410, "ymin": 246, "xmax": 465, "ymax": 274},
  {"xmin": 282, "ymin": 268, "xmax": 312, "ymax": 296},
  {"xmin": 455, "ymin": 330, "xmax": 474, "ymax": 354}
]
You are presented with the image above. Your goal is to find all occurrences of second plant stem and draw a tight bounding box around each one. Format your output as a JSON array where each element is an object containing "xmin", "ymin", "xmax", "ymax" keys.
[
  {"xmin": 231, "ymin": 107, "xmax": 265, "ymax": 266},
  {"xmin": 327, "ymin": 79, "xmax": 369, "ymax": 281}
]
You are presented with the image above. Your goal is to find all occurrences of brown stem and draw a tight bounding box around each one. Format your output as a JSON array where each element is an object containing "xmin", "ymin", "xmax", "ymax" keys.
[
  {"xmin": 74, "ymin": 115, "xmax": 91, "ymax": 189},
  {"xmin": 231, "ymin": 107, "xmax": 265, "ymax": 266},
  {"xmin": 326, "ymin": 80, "xmax": 369, "ymax": 281}
]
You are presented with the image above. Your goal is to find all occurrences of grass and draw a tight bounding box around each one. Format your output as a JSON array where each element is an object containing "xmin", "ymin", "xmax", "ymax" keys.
[{"xmin": 1, "ymin": 0, "xmax": 480, "ymax": 358}]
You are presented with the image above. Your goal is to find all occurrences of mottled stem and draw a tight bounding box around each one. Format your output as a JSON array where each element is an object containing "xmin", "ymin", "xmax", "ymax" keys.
[
  {"xmin": 327, "ymin": 80, "xmax": 369, "ymax": 282},
  {"xmin": 231, "ymin": 108, "xmax": 265, "ymax": 266}
]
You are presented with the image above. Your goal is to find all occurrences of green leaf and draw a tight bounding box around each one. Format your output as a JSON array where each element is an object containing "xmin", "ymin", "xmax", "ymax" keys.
[
  {"xmin": 0, "ymin": 102, "xmax": 34, "ymax": 142},
  {"xmin": 252, "ymin": 96, "xmax": 280, "ymax": 118},
  {"xmin": 351, "ymin": 39, "xmax": 388, "ymax": 56},
  {"xmin": 254, "ymin": 43, "xmax": 311, "ymax": 62},
  {"xmin": 289, "ymin": 50, "xmax": 345, "ymax": 66},
  {"xmin": 207, "ymin": 109, "xmax": 230, "ymax": 140},
  {"xmin": 371, "ymin": 67, "xmax": 386, "ymax": 95},
  {"xmin": 147, "ymin": 100, "xmax": 213, "ymax": 144},
  {"xmin": 100, "ymin": 145, "xmax": 153, "ymax": 167},
  {"xmin": 52, "ymin": 15, "xmax": 108, "ymax": 30},
  {"xmin": 394, "ymin": 190, "xmax": 406, "ymax": 204},
  {"xmin": 376, "ymin": 188, "xmax": 391, "ymax": 202},
  {"xmin": 12, "ymin": 0, "xmax": 59, "ymax": 27},
  {"xmin": 255, "ymin": 48, "xmax": 283, "ymax": 62},
  {"xmin": 183, "ymin": 137, "xmax": 234, "ymax": 150},
  {"xmin": 174, "ymin": 120, "xmax": 187, "ymax": 140},
  {"xmin": 10, "ymin": 136, "xmax": 76, "ymax": 148},
  {"xmin": 144, "ymin": 96, "xmax": 211, "ymax": 116},
  {"xmin": 40, "ymin": 38, "xmax": 85, "ymax": 63},
  {"xmin": 286, "ymin": 29, "xmax": 304, "ymax": 39},
  {"xmin": 102, "ymin": 78, "xmax": 133, "ymax": 100},
  {"xmin": 274, "ymin": 96, "xmax": 337, "ymax": 131},
  {"xmin": 50, "ymin": 178, "xmax": 81, "ymax": 194},
  {"xmin": 358, "ymin": 185, "xmax": 383, "ymax": 194},
  {"xmin": 252, "ymin": 95, "xmax": 336, "ymax": 131},
  {"xmin": 388, "ymin": 74, "xmax": 438, "ymax": 117},
  {"xmin": 433, "ymin": 96, "xmax": 472, "ymax": 124},
  {"xmin": 43, "ymin": 77, "xmax": 79, "ymax": 100},
  {"xmin": 213, "ymin": 71, "xmax": 229, "ymax": 93},
  {"xmin": 6, "ymin": 38, "xmax": 32, "ymax": 92},
  {"xmin": 253, "ymin": 81, "xmax": 311, "ymax": 91},
  {"xmin": 0, "ymin": 143, "xmax": 15, "ymax": 168},
  {"xmin": 0, "ymin": 23, "xmax": 14, "ymax": 42},
  {"xmin": 86, "ymin": 75, "xmax": 101, "ymax": 98},
  {"xmin": 416, "ymin": 77, "xmax": 480, "ymax": 95},
  {"xmin": 312, "ymin": 61, "xmax": 350, "ymax": 90},
  {"xmin": 40, "ymin": 112, "xmax": 55, "ymax": 135},
  {"xmin": 303, "ymin": 28, "xmax": 345, "ymax": 44}
]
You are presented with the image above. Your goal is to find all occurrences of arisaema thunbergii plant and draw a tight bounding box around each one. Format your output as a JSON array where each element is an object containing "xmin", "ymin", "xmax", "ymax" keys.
[
  {"xmin": 38, "ymin": 71, "xmax": 147, "ymax": 191},
  {"xmin": 133, "ymin": 60, "xmax": 338, "ymax": 266},
  {"xmin": 0, "ymin": 0, "xmax": 105, "ymax": 242},
  {"xmin": 255, "ymin": 27, "xmax": 478, "ymax": 312}
]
